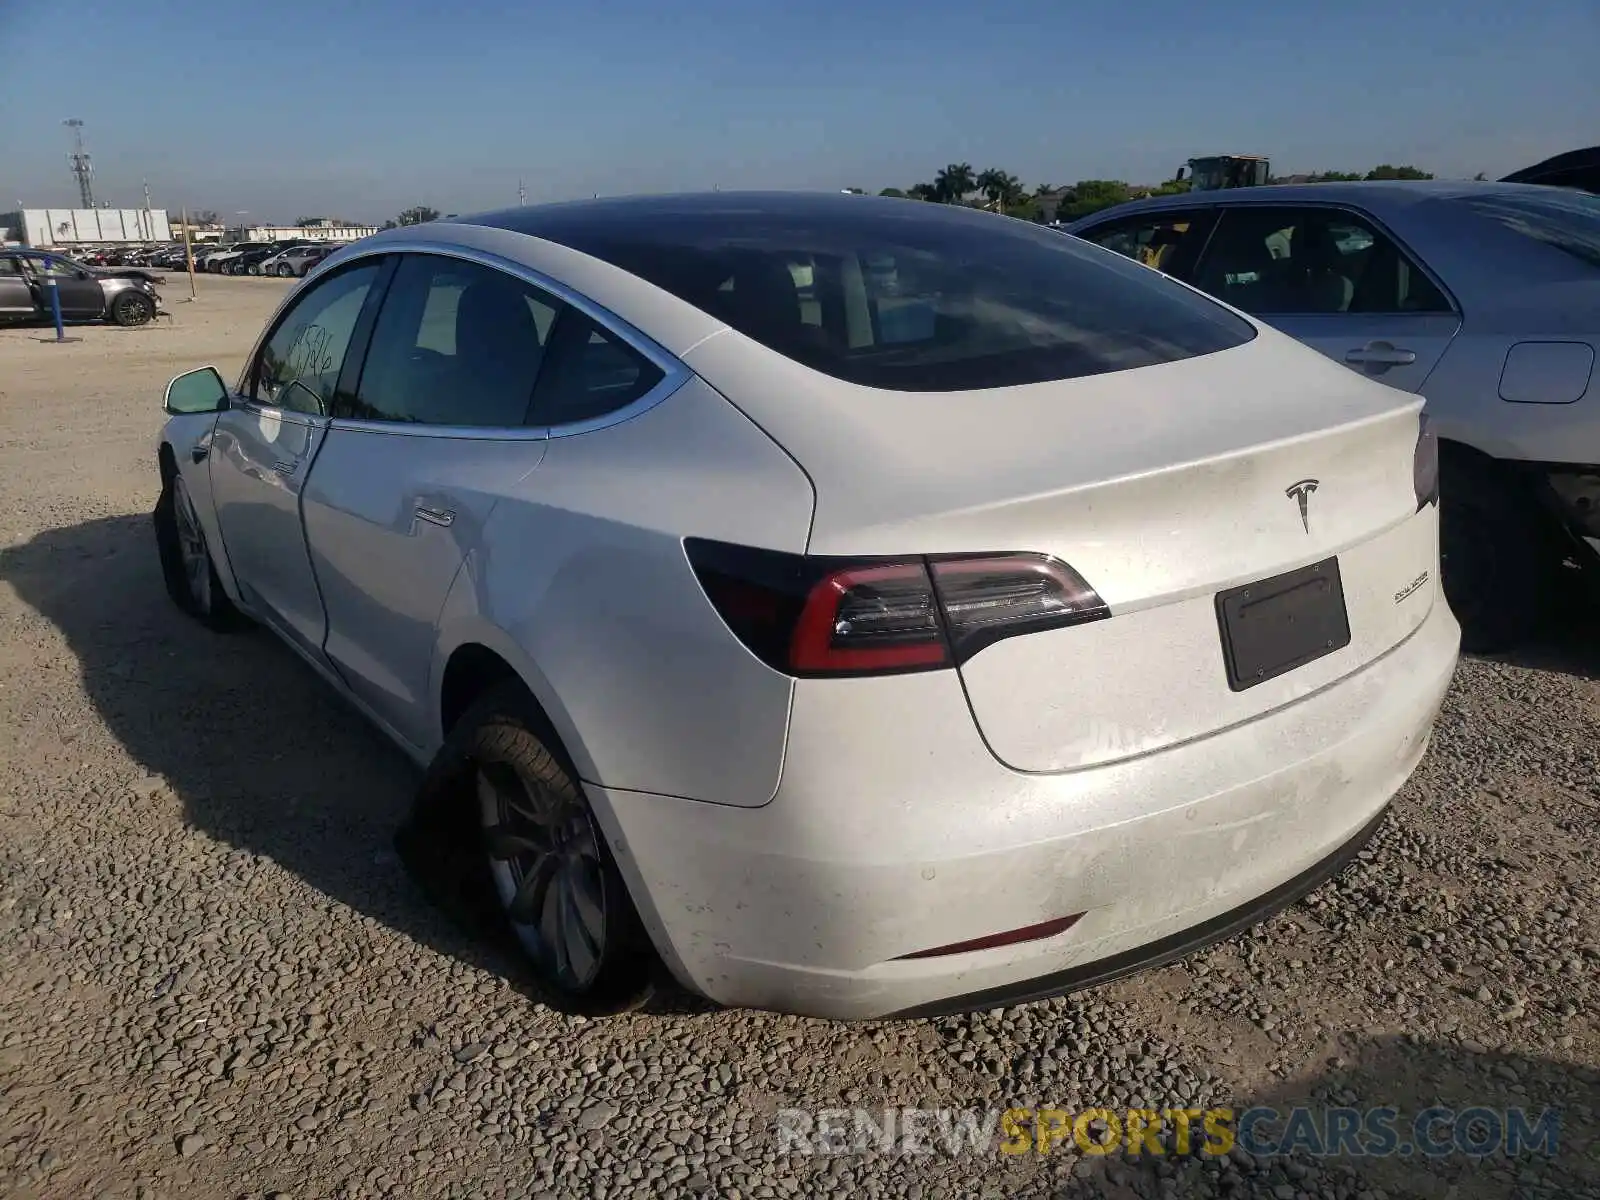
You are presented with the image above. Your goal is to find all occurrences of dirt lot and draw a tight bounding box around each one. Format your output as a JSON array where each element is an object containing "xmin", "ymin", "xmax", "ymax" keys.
[{"xmin": 0, "ymin": 277, "xmax": 1596, "ymax": 1200}]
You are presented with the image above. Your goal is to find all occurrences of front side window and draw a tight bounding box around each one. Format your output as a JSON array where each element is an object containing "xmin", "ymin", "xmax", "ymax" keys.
[
  {"xmin": 345, "ymin": 254, "xmax": 562, "ymax": 426},
  {"xmin": 1454, "ymin": 189, "xmax": 1600, "ymax": 271},
  {"xmin": 511, "ymin": 199, "xmax": 1254, "ymax": 392},
  {"xmin": 251, "ymin": 261, "xmax": 382, "ymax": 414},
  {"xmin": 28, "ymin": 256, "xmax": 84, "ymax": 277},
  {"xmin": 1082, "ymin": 211, "xmax": 1215, "ymax": 276},
  {"xmin": 1191, "ymin": 206, "xmax": 1450, "ymax": 316}
]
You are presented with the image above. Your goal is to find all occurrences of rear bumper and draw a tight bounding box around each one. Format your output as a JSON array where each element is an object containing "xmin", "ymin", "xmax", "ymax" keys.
[
  {"xmin": 889, "ymin": 802, "xmax": 1389, "ymax": 1018},
  {"xmin": 591, "ymin": 593, "xmax": 1459, "ymax": 1020}
]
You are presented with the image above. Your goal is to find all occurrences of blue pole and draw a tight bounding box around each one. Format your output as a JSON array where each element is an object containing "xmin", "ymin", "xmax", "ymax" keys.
[{"xmin": 43, "ymin": 258, "xmax": 65, "ymax": 342}]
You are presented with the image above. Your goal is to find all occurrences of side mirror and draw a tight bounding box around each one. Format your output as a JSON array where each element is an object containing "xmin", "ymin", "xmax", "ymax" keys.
[{"xmin": 164, "ymin": 367, "xmax": 230, "ymax": 415}]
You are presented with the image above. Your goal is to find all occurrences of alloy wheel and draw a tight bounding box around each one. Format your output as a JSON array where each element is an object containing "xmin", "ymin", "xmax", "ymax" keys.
[{"xmin": 476, "ymin": 759, "xmax": 607, "ymax": 991}]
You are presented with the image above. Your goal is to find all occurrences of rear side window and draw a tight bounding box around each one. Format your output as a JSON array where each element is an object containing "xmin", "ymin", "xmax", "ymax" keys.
[
  {"xmin": 346, "ymin": 254, "xmax": 562, "ymax": 426},
  {"xmin": 1455, "ymin": 190, "xmax": 1600, "ymax": 271},
  {"xmin": 523, "ymin": 201, "xmax": 1254, "ymax": 391}
]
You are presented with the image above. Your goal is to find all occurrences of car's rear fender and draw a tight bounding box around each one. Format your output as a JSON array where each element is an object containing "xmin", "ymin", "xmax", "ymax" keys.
[{"xmin": 426, "ymin": 375, "xmax": 816, "ymax": 806}]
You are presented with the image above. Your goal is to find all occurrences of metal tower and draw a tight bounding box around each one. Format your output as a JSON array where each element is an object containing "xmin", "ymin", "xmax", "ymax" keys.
[
  {"xmin": 64, "ymin": 119, "xmax": 95, "ymax": 207},
  {"xmin": 518, "ymin": 179, "xmax": 527, "ymax": 206}
]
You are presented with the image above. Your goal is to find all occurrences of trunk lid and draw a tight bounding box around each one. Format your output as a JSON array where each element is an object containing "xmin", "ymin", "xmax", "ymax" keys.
[{"xmin": 686, "ymin": 327, "xmax": 1437, "ymax": 771}]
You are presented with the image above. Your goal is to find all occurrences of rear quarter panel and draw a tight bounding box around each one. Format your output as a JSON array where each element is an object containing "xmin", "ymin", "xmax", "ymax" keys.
[{"xmin": 429, "ymin": 377, "xmax": 815, "ymax": 807}]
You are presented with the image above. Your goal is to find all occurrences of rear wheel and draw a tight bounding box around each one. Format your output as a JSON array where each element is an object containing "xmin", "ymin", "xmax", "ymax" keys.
[
  {"xmin": 406, "ymin": 684, "xmax": 656, "ymax": 1014},
  {"xmin": 247, "ymin": 263, "xmax": 260, "ymax": 276},
  {"xmin": 110, "ymin": 290, "xmax": 155, "ymax": 327},
  {"xmin": 276, "ymin": 262, "xmax": 293, "ymax": 277},
  {"xmin": 1439, "ymin": 460, "xmax": 1561, "ymax": 653}
]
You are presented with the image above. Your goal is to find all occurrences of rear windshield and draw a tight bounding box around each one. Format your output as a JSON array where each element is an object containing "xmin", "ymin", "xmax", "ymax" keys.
[
  {"xmin": 1456, "ymin": 189, "xmax": 1600, "ymax": 271},
  {"xmin": 521, "ymin": 198, "xmax": 1254, "ymax": 391}
]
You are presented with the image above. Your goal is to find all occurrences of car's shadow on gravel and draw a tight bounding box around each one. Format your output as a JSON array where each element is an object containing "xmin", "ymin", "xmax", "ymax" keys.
[
  {"xmin": 1476, "ymin": 569, "xmax": 1600, "ymax": 681},
  {"xmin": 1050, "ymin": 1035, "xmax": 1596, "ymax": 1200},
  {"xmin": 0, "ymin": 512, "xmax": 707, "ymax": 1017}
]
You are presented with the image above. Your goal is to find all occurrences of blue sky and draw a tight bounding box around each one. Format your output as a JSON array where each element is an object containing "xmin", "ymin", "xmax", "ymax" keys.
[{"xmin": 3, "ymin": 0, "xmax": 1595, "ymax": 224}]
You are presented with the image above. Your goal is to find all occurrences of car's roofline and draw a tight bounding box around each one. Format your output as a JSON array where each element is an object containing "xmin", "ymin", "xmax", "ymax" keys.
[{"xmin": 1064, "ymin": 180, "xmax": 1565, "ymax": 228}]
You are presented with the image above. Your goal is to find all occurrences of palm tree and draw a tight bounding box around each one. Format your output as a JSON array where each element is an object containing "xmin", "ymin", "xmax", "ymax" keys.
[
  {"xmin": 934, "ymin": 163, "xmax": 976, "ymax": 205},
  {"xmin": 976, "ymin": 169, "xmax": 1007, "ymax": 210}
]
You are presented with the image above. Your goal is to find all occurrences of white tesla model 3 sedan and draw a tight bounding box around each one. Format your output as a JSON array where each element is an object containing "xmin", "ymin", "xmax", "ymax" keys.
[{"xmin": 152, "ymin": 193, "xmax": 1459, "ymax": 1019}]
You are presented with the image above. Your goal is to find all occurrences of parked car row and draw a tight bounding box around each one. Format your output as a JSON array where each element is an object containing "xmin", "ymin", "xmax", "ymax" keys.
[
  {"xmin": 192, "ymin": 240, "xmax": 347, "ymax": 277},
  {"xmin": 1064, "ymin": 180, "xmax": 1600, "ymax": 652}
]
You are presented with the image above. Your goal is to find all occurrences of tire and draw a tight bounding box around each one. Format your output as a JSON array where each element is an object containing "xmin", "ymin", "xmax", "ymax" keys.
[
  {"xmin": 276, "ymin": 262, "xmax": 293, "ymax": 277},
  {"xmin": 109, "ymin": 290, "xmax": 156, "ymax": 327},
  {"xmin": 247, "ymin": 263, "xmax": 260, "ymax": 276},
  {"xmin": 1438, "ymin": 461, "xmax": 1561, "ymax": 653},
  {"xmin": 399, "ymin": 683, "xmax": 656, "ymax": 1014},
  {"xmin": 153, "ymin": 469, "xmax": 245, "ymax": 630}
]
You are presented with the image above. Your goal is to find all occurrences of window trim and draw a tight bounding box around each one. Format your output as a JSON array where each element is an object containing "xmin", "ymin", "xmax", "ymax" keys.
[
  {"xmin": 319, "ymin": 243, "xmax": 691, "ymax": 440},
  {"xmin": 1187, "ymin": 201, "xmax": 1461, "ymax": 318}
]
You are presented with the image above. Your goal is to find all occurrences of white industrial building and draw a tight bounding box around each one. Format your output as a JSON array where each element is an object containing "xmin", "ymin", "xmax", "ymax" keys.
[
  {"xmin": 1, "ymin": 207, "xmax": 172, "ymax": 247},
  {"xmin": 242, "ymin": 222, "xmax": 379, "ymax": 242}
]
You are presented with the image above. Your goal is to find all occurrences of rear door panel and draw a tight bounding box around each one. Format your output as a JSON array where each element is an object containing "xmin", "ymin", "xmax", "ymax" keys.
[
  {"xmin": 1271, "ymin": 311, "xmax": 1460, "ymax": 394},
  {"xmin": 303, "ymin": 430, "xmax": 545, "ymax": 752}
]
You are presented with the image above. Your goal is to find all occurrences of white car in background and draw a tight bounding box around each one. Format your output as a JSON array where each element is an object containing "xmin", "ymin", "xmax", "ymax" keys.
[
  {"xmin": 1070, "ymin": 181, "xmax": 1600, "ymax": 651},
  {"xmin": 259, "ymin": 244, "xmax": 333, "ymax": 277},
  {"xmin": 151, "ymin": 193, "xmax": 1458, "ymax": 1018}
]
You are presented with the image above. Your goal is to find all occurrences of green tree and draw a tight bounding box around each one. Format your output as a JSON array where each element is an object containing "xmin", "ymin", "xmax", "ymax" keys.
[
  {"xmin": 1060, "ymin": 180, "xmax": 1132, "ymax": 220},
  {"xmin": 1306, "ymin": 170, "xmax": 1363, "ymax": 182},
  {"xmin": 191, "ymin": 209, "xmax": 219, "ymax": 226},
  {"xmin": 1364, "ymin": 164, "xmax": 1432, "ymax": 180},
  {"xmin": 976, "ymin": 168, "xmax": 1023, "ymax": 211},
  {"xmin": 1473, "ymin": 172, "xmax": 1488, "ymax": 181},
  {"xmin": 907, "ymin": 183, "xmax": 939, "ymax": 201},
  {"xmin": 397, "ymin": 206, "xmax": 441, "ymax": 226},
  {"xmin": 934, "ymin": 162, "xmax": 976, "ymax": 204},
  {"xmin": 878, "ymin": 187, "xmax": 907, "ymax": 198}
]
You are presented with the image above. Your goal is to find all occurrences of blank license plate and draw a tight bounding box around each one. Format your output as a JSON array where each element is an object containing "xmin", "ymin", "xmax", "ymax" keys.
[{"xmin": 1215, "ymin": 558, "xmax": 1350, "ymax": 691}]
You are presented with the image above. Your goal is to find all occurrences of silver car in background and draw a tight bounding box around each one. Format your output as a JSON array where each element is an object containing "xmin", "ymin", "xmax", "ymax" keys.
[
  {"xmin": 152, "ymin": 193, "xmax": 1456, "ymax": 1018},
  {"xmin": 1069, "ymin": 181, "xmax": 1600, "ymax": 650}
]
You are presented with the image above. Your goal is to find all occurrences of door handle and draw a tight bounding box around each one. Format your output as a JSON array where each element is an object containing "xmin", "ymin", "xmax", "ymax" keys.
[
  {"xmin": 1344, "ymin": 342, "xmax": 1417, "ymax": 368},
  {"xmin": 414, "ymin": 505, "xmax": 455, "ymax": 528},
  {"xmin": 190, "ymin": 444, "xmax": 208, "ymax": 464}
]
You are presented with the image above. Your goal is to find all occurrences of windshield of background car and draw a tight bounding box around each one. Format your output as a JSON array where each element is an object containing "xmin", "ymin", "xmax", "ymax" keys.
[
  {"xmin": 1455, "ymin": 189, "xmax": 1600, "ymax": 271},
  {"xmin": 524, "ymin": 198, "xmax": 1255, "ymax": 391}
]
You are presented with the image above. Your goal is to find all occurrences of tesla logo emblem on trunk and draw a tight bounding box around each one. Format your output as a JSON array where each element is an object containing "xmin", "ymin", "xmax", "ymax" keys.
[{"xmin": 1286, "ymin": 479, "xmax": 1320, "ymax": 532}]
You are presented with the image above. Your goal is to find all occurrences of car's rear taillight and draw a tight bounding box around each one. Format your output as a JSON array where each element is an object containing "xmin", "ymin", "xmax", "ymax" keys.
[
  {"xmin": 685, "ymin": 539, "xmax": 1108, "ymax": 677},
  {"xmin": 1414, "ymin": 411, "xmax": 1439, "ymax": 510}
]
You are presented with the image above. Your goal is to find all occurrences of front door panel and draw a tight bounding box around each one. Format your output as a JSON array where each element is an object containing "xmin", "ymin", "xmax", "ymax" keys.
[{"xmin": 208, "ymin": 400, "xmax": 331, "ymax": 663}]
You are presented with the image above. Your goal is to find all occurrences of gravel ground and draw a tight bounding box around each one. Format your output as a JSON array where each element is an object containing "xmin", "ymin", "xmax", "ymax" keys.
[{"xmin": 0, "ymin": 278, "xmax": 1596, "ymax": 1200}]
